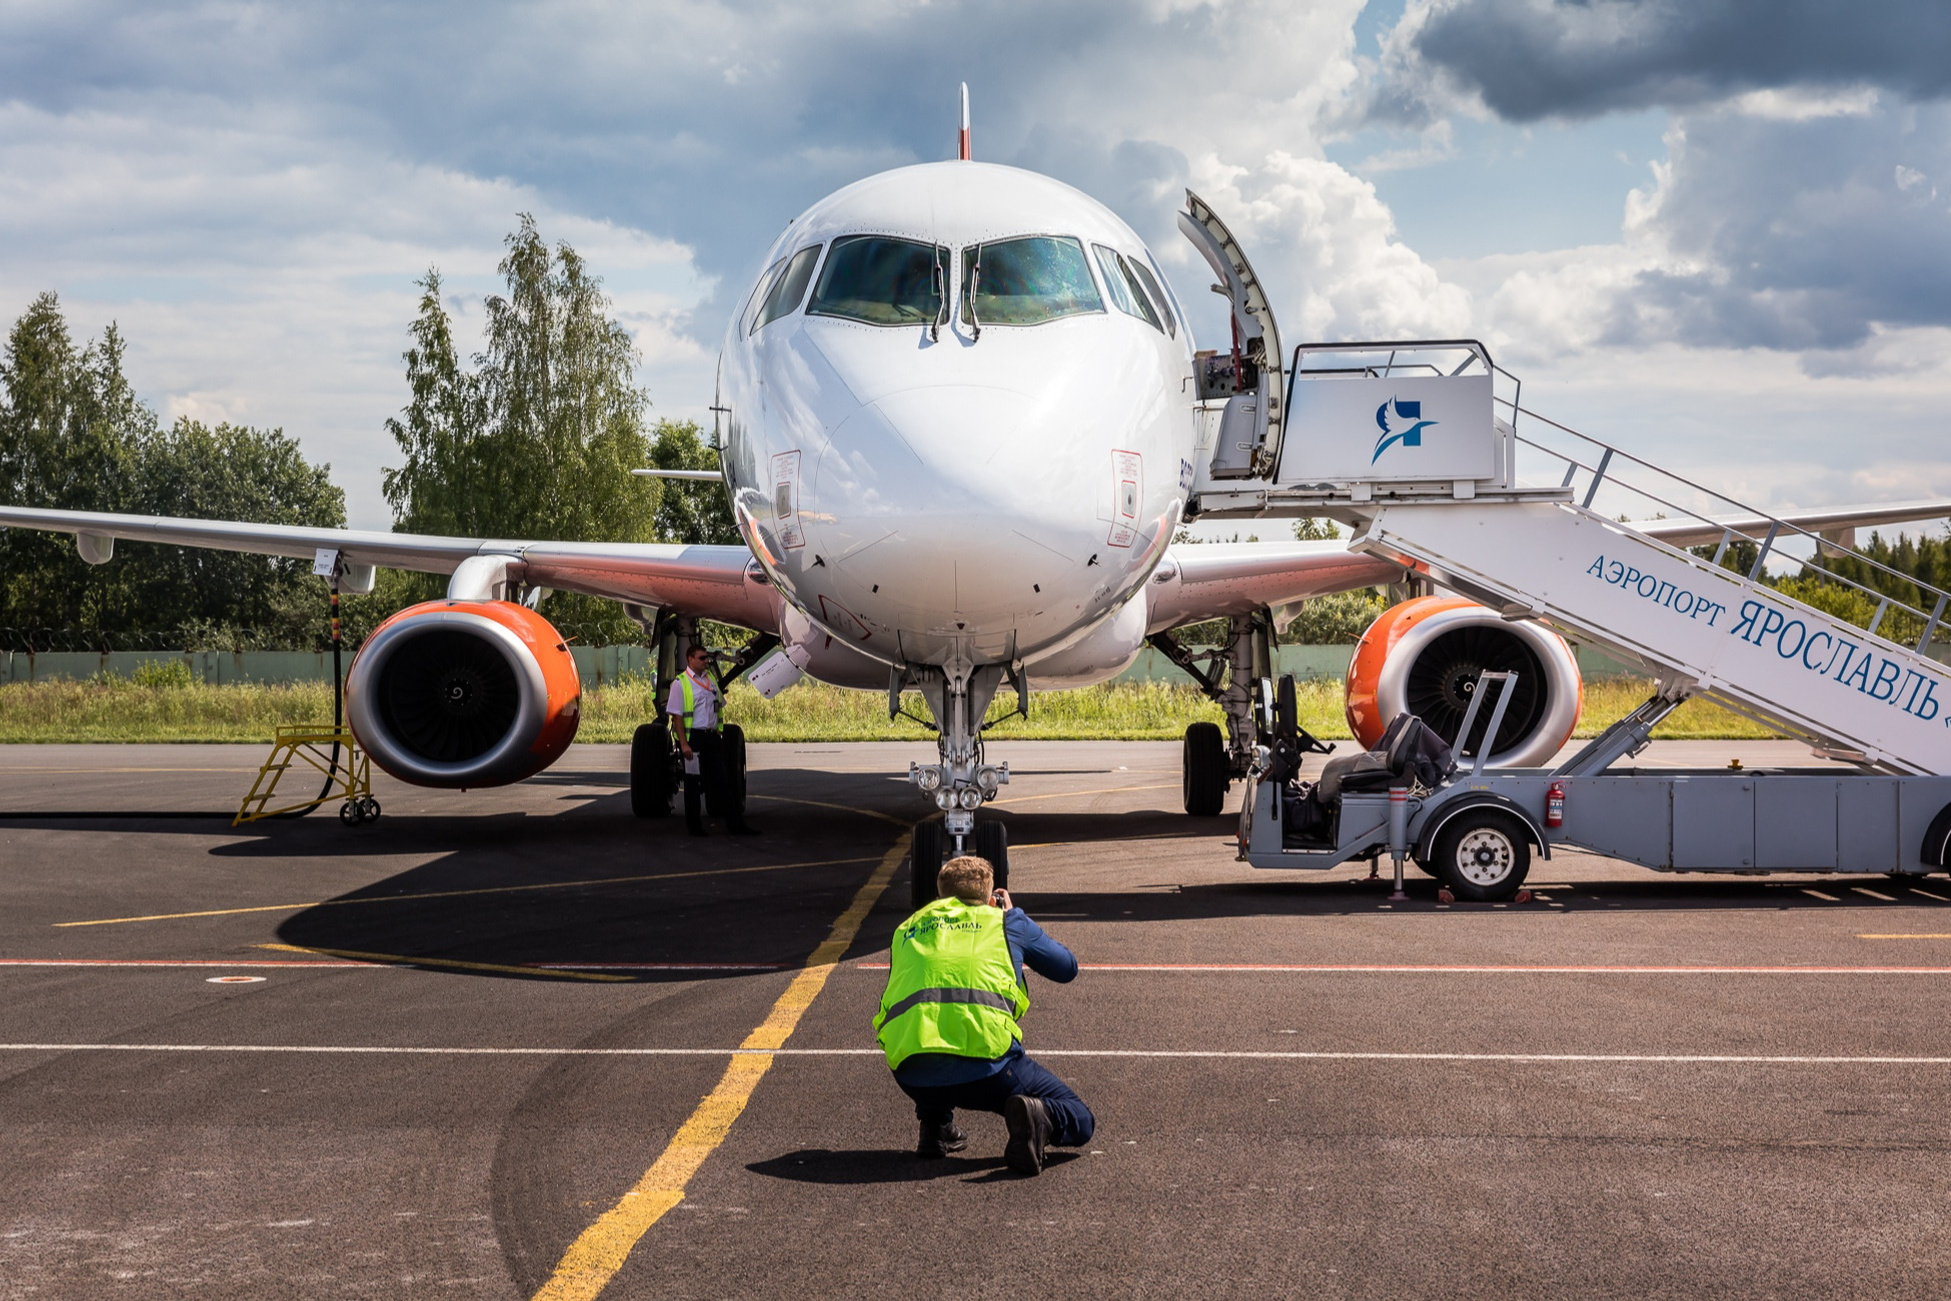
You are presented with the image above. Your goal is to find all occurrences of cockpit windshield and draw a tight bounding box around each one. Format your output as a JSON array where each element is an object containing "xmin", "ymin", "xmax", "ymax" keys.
[
  {"xmin": 807, "ymin": 235, "xmax": 947, "ymax": 326},
  {"xmin": 961, "ymin": 236, "xmax": 1103, "ymax": 327},
  {"xmin": 1093, "ymin": 244, "xmax": 1163, "ymax": 334}
]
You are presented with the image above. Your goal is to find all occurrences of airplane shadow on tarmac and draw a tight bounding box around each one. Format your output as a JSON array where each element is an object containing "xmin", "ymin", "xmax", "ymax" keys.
[{"xmin": 747, "ymin": 1149, "xmax": 1080, "ymax": 1184}]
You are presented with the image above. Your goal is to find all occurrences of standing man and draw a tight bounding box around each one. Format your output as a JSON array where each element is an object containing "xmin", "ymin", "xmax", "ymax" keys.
[
  {"xmin": 665, "ymin": 643, "xmax": 755, "ymax": 836},
  {"xmin": 874, "ymin": 854, "xmax": 1094, "ymax": 1176}
]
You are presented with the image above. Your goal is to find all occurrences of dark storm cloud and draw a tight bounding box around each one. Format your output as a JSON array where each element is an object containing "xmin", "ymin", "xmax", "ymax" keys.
[
  {"xmin": 1388, "ymin": 0, "xmax": 1951, "ymax": 123},
  {"xmin": 1602, "ymin": 104, "xmax": 1951, "ymax": 352}
]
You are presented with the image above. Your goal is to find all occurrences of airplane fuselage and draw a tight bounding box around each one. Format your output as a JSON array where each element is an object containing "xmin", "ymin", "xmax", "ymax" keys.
[{"xmin": 719, "ymin": 162, "xmax": 1197, "ymax": 688}]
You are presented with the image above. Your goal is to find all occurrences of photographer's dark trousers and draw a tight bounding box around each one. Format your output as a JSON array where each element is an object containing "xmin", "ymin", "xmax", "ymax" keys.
[
  {"xmin": 682, "ymin": 728, "xmax": 736, "ymax": 831},
  {"xmin": 898, "ymin": 1052, "xmax": 1095, "ymax": 1147}
]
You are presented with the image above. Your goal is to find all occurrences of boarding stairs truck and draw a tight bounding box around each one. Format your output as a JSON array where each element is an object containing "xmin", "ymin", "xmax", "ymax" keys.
[{"xmin": 1190, "ymin": 339, "xmax": 1951, "ymax": 900}]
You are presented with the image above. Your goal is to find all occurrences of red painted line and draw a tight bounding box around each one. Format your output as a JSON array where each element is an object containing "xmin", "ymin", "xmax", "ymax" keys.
[
  {"xmin": 854, "ymin": 962, "xmax": 1951, "ymax": 974},
  {"xmin": 0, "ymin": 959, "xmax": 366, "ymax": 968},
  {"xmin": 0, "ymin": 959, "xmax": 788, "ymax": 972}
]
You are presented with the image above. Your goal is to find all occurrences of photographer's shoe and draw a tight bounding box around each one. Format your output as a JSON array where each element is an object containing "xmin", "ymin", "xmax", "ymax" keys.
[
  {"xmin": 1003, "ymin": 1095, "xmax": 1050, "ymax": 1176},
  {"xmin": 916, "ymin": 1119, "xmax": 968, "ymax": 1159}
]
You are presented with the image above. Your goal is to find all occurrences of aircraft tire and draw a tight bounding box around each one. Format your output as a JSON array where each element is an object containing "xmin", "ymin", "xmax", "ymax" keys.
[
  {"xmin": 909, "ymin": 820, "xmax": 947, "ymax": 913},
  {"xmin": 973, "ymin": 820, "xmax": 1009, "ymax": 891},
  {"xmin": 631, "ymin": 723, "xmax": 676, "ymax": 818},
  {"xmin": 1183, "ymin": 722, "xmax": 1228, "ymax": 816},
  {"xmin": 713, "ymin": 723, "xmax": 748, "ymax": 821}
]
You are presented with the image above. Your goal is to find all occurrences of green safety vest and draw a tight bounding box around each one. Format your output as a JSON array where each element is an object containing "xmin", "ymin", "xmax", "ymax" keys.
[
  {"xmin": 675, "ymin": 671, "xmax": 721, "ymax": 732},
  {"xmin": 874, "ymin": 896, "xmax": 1028, "ymax": 1071}
]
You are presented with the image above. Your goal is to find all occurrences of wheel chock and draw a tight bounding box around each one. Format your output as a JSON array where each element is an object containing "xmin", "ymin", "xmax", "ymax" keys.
[{"xmin": 1436, "ymin": 887, "xmax": 1455, "ymax": 904}]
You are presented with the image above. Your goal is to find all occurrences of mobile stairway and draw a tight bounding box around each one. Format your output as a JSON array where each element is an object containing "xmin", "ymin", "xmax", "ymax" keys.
[{"xmin": 1193, "ymin": 340, "xmax": 1951, "ymax": 897}]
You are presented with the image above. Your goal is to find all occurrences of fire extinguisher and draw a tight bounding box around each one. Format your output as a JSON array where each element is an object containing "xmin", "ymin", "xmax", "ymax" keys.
[{"xmin": 1545, "ymin": 780, "xmax": 1565, "ymax": 829}]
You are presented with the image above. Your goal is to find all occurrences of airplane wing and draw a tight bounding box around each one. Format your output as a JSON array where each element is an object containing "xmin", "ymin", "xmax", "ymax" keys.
[
  {"xmin": 1629, "ymin": 500, "xmax": 1951, "ymax": 550},
  {"xmin": 0, "ymin": 505, "xmax": 779, "ymax": 630},
  {"xmin": 1146, "ymin": 541, "xmax": 1404, "ymax": 631}
]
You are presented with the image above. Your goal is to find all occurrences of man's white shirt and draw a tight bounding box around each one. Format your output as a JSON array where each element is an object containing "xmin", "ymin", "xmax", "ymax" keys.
[{"xmin": 667, "ymin": 670, "xmax": 719, "ymax": 730}]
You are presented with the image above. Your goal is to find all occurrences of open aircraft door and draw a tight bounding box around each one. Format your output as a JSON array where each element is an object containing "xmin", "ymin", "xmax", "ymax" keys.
[{"xmin": 1179, "ymin": 192, "xmax": 1284, "ymax": 481}]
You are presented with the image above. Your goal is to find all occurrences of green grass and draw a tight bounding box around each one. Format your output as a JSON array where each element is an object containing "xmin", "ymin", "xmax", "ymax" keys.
[{"xmin": 0, "ymin": 674, "xmax": 1780, "ymax": 744}]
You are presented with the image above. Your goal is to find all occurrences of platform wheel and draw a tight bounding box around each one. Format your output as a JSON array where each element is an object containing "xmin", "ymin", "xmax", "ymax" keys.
[
  {"xmin": 339, "ymin": 800, "xmax": 363, "ymax": 826},
  {"xmin": 1183, "ymin": 721, "xmax": 1229, "ymax": 817},
  {"xmin": 973, "ymin": 820, "xmax": 1009, "ymax": 892},
  {"xmin": 909, "ymin": 820, "xmax": 948, "ymax": 913},
  {"xmin": 1431, "ymin": 809, "xmax": 1532, "ymax": 902},
  {"xmin": 356, "ymin": 796, "xmax": 380, "ymax": 823},
  {"xmin": 631, "ymin": 722, "xmax": 676, "ymax": 818}
]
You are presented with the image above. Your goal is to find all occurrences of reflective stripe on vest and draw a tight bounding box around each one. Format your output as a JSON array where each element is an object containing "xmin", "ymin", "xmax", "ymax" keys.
[
  {"xmin": 874, "ymin": 896, "xmax": 1027, "ymax": 1072},
  {"xmin": 677, "ymin": 671, "xmax": 721, "ymax": 732}
]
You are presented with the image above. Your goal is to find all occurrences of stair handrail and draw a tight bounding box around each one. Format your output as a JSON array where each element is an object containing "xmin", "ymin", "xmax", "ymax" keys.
[{"xmin": 1500, "ymin": 398, "xmax": 1951, "ymax": 655}]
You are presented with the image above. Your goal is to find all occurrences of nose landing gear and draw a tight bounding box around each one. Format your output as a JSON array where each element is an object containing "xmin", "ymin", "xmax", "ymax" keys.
[{"xmin": 901, "ymin": 662, "xmax": 1020, "ymax": 912}]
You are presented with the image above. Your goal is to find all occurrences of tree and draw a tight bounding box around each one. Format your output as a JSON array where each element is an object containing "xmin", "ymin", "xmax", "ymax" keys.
[
  {"xmin": 383, "ymin": 215, "xmax": 667, "ymax": 644},
  {"xmin": 649, "ymin": 419, "xmax": 740, "ymax": 545},
  {"xmin": 0, "ymin": 295, "xmax": 346, "ymax": 644}
]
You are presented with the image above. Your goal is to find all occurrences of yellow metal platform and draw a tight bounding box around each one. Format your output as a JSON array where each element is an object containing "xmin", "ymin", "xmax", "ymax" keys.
[{"xmin": 234, "ymin": 725, "xmax": 375, "ymax": 826}]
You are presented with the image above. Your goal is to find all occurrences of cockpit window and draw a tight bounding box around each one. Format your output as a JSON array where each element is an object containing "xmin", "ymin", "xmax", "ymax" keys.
[
  {"xmin": 807, "ymin": 235, "xmax": 947, "ymax": 326},
  {"xmin": 960, "ymin": 236, "xmax": 1102, "ymax": 326},
  {"xmin": 750, "ymin": 244, "xmax": 822, "ymax": 334},
  {"xmin": 1093, "ymin": 244, "xmax": 1163, "ymax": 334},
  {"xmin": 1126, "ymin": 257, "xmax": 1176, "ymax": 339}
]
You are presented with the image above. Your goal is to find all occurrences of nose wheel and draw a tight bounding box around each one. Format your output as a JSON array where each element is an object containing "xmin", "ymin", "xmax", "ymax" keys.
[{"xmin": 908, "ymin": 819, "xmax": 1010, "ymax": 912}]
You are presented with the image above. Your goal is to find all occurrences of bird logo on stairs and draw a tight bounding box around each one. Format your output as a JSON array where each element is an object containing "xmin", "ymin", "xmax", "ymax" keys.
[{"xmin": 1373, "ymin": 397, "xmax": 1437, "ymax": 464}]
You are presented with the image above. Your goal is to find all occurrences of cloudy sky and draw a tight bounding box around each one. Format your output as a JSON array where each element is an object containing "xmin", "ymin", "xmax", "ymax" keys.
[{"xmin": 4, "ymin": 0, "xmax": 1949, "ymax": 530}]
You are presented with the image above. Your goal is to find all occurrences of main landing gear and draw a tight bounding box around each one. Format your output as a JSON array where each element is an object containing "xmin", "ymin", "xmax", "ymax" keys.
[
  {"xmin": 1150, "ymin": 609, "xmax": 1332, "ymax": 816},
  {"xmin": 625, "ymin": 608, "xmax": 772, "ymax": 821},
  {"xmin": 899, "ymin": 661, "xmax": 1023, "ymax": 911}
]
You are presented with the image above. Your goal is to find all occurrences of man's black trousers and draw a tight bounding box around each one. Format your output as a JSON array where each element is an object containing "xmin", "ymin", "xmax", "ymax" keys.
[{"xmin": 683, "ymin": 727, "xmax": 739, "ymax": 828}]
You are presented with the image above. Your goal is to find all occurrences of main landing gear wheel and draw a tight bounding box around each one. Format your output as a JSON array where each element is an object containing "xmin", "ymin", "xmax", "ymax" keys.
[
  {"xmin": 1431, "ymin": 809, "xmax": 1532, "ymax": 902},
  {"xmin": 974, "ymin": 821, "xmax": 1009, "ymax": 892},
  {"xmin": 630, "ymin": 722, "xmax": 677, "ymax": 818},
  {"xmin": 909, "ymin": 820, "xmax": 948, "ymax": 913},
  {"xmin": 712, "ymin": 723, "xmax": 748, "ymax": 823},
  {"xmin": 1183, "ymin": 721, "xmax": 1228, "ymax": 816}
]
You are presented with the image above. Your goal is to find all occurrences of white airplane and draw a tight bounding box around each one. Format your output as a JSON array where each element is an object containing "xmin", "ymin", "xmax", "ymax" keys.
[{"xmin": 7, "ymin": 123, "xmax": 1950, "ymax": 908}]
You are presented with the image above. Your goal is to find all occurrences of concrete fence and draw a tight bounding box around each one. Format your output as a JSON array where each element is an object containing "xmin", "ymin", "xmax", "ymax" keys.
[{"xmin": 0, "ymin": 642, "xmax": 1713, "ymax": 687}]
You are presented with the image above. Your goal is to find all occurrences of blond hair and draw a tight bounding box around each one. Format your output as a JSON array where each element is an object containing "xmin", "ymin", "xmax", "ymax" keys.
[{"xmin": 936, "ymin": 855, "xmax": 994, "ymax": 904}]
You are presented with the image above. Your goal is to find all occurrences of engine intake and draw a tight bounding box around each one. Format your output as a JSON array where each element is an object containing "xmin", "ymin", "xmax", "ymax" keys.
[
  {"xmin": 346, "ymin": 600, "xmax": 581, "ymax": 788},
  {"xmin": 1346, "ymin": 596, "xmax": 1581, "ymax": 768}
]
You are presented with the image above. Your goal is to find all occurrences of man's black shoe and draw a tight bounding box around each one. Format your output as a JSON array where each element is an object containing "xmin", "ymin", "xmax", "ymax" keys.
[
  {"xmin": 916, "ymin": 1119, "xmax": 968, "ymax": 1159},
  {"xmin": 728, "ymin": 820, "xmax": 760, "ymax": 836},
  {"xmin": 1003, "ymin": 1095, "xmax": 1050, "ymax": 1176}
]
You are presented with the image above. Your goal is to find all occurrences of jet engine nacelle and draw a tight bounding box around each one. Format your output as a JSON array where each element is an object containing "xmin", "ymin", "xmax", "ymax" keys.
[
  {"xmin": 1345, "ymin": 595, "xmax": 1581, "ymax": 768},
  {"xmin": 346, "ymin": 600, "xmax": 581, "ymax": 788}
]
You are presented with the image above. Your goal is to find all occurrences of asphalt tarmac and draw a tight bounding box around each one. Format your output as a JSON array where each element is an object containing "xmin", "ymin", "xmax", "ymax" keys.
[{"xmin": 2, "ymin": 738, "xmax": 1950, "ymax": 1299}]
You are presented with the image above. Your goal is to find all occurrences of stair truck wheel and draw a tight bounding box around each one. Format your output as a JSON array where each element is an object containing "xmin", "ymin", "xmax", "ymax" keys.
[
  {"xmin": 1183, "ymin": 721, "xmax": 1228, "ymax": 816},
  {"xmin": 973, "ymin": 821, "xmax": 1010, "ymax": 891},
  {"xmin": 631, "ymin": 723, "xmax": 676, "ymax": 818},
  {"xmin": 1431, "ymin": 809, "xmax": 1532, "ymax": 902},
  {"xmin": 909, "ymin": 820, "xmax": 948, "ymax": 913}
]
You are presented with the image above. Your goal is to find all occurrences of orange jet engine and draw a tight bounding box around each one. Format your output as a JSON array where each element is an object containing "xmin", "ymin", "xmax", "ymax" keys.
[
  {"xmin": 1345, "ymin": 595, "xmax": 1583, "ymax": 768},
  {"xmin": 345, "ymin": 599, "xmax": 581, "ymax": 788}
]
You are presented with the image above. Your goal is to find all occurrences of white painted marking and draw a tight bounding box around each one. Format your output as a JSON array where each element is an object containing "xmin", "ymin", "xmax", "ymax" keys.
[
  {"xmin": 205, "ymin": 976, "xmax": 266, "ymax": 984},
  {"xmin": 1803, "ymin": 889, "xmax": 1842, "ymax": 901},
  {"xmin": 1852, "ymin": 888, "xmax": 1899, "ymax": 902},
  {"xmin": 1, "ymin": 1043, "xmax": 1949, "ymax": 1065}
]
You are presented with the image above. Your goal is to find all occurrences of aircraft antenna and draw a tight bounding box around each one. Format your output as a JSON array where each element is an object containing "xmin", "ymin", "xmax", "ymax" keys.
[{"xmin": 959, "ymin": 83, "xmax": 971, "ymax": 161}]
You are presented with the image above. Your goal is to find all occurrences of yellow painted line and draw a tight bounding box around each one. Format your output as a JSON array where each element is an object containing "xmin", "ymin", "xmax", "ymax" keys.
[
  {"xmin": 747, "ymin": 793, "xmax": 906, "ymax": 825},
  {"xmin": 54, "ymin": 855, "xmax": 879, "ymax": 928},
  {"xmin": 531, "ymin": 831, "xmax": 909, "ymax": 1301},
  {"xmin": 1859, "ymin": 934, "xmax": 1951, "ymax": 940},
  {"xmin": 256, "ymin": 943, "xmax": 630, "ymax": 982},
  {"xmin": 991, "ymin": 781, "xmax": 1176, "ymax": 807}
]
